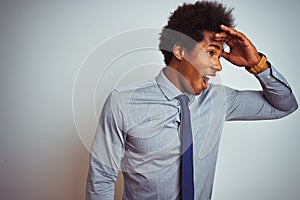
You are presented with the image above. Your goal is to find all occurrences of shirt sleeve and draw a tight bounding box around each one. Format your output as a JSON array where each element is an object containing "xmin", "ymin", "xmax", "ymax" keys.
[
  {"xmin": 225, "ymin": 65, "xmax": 298, "ymax": 121},
  {"xmin": 86, "ymin": 90, "xmax": 126, "ymax": 200}
]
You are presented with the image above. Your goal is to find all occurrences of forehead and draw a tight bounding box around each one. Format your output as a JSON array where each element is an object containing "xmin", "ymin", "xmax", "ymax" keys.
[{"xmin": 200, "ymin": 31, "xmax": 223, "ymax": 50}]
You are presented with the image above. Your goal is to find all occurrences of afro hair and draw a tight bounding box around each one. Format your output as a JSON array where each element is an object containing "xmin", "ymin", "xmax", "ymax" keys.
[{"xmin": 159, "ymin": 1, "xmax": 235, "ymax": 65}]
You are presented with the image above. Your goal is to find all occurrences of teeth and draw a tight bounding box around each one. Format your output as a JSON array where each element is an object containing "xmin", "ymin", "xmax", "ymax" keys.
[{"xmin": 205, "ymin": 75, "xmax": 213, "ymax": 79}]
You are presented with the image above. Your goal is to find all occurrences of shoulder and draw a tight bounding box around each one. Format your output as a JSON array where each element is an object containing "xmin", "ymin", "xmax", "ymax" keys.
[
  {"xmin": 116, "ymin": 78, "xmax": 157, "ymax": 94},
  {"xmin": 114, "ymin": 77, "xmax": 167, "ymax": 102},
  {"xmin": 194, "ymin": 83, "xmax": 236, "ymax": 106},
  {"xmin": 200, "ymin": 83, "xmax": 228, "ymax": 98},
  {"xmin": 102, "ymin": 78, "xmax": 160, "ymax": 112}
]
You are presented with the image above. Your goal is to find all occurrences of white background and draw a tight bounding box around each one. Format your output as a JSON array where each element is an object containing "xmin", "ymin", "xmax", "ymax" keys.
[{"xmin": 1, "ymin": 0, "xmax": 299, "ymax": 199}]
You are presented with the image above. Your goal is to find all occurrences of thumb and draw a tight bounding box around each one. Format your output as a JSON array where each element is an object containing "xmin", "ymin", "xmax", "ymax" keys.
[{"xmin": 221, "ymin": 51, "xmax": 230, "ymax": 61}]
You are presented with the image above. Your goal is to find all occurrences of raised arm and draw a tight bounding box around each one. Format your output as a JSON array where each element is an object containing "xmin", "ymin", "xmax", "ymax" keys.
[
  {"xmin": 224, "ymin": 65, "xmax": 298, "ymax": 121},
  {"xmin": 214, "ymin": 25, "xmax": 298, "ymax": 120}
]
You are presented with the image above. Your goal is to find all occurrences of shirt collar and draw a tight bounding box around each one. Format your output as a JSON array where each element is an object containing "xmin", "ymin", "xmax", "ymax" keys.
[{"xmin": 156, "ymin": 67, "xmax": 195, "ymax": 102}]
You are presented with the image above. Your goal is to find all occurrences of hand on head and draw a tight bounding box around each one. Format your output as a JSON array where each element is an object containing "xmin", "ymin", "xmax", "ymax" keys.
[{"xmin": 214, "ymin": 25, "xmax": 261, "ymax": 67}]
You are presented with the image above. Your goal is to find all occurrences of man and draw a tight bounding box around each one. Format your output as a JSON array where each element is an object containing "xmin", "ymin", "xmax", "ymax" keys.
[{"xmin": 86, "ymin": 1, "xmax": 298, "ymax": 199}]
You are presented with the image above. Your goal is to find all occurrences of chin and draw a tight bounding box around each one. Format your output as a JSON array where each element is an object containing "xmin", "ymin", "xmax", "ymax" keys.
[
  {"xmin": 192, "ymin": 84, "xmax": 208, "ymax": 95},
  {"xmin": 190, "ymin": 86, "xmax": 203, "ymax": 95},
  {"xmin": 186, "ymin": 80, "xmax": 207, "ymax": 95}
]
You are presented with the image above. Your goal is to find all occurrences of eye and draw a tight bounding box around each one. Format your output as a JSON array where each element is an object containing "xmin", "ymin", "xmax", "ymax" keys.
[{"xmin": 208, "ymin": 50, "xmax": 214, "ymax": 57}]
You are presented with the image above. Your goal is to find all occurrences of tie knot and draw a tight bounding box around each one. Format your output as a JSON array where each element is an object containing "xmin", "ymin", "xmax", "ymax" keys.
[{"xmin": 177, "ymin": 94, "xmax": 189, "ymax": 107}]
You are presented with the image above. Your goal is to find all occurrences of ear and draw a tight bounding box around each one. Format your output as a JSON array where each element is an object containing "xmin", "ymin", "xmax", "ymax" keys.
[{"xmin": 173, "ymin": 43, "xmax": 185, "ymax": 61}]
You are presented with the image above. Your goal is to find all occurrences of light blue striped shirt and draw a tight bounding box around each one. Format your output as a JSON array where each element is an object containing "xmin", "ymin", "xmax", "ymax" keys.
[{"xmin": 87, "ymin": 65, "xmax": 297, "ymax": 200}]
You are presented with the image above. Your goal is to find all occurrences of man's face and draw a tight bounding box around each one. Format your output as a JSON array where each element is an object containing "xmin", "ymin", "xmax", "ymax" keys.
[{"xmin": 179, "ymin": 31, "xmax": 223, "ymax": 95}]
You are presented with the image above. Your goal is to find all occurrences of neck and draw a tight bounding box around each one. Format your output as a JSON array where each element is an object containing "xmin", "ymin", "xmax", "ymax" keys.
[
  {"xmin": 164, "ymin": 62, "xmax": 183, "ymax": 90},
  {"xmin": 164, "ymin": 61, "xmax": 194, "ymax": 95}
]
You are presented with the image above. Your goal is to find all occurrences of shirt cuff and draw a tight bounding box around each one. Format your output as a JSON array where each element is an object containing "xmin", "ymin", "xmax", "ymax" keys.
[{"xmin": 254, "ymin": 64, "xmax": 291, "ymax": 90}]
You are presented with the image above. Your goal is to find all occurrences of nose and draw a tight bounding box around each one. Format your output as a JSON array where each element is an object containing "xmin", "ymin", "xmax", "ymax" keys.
[{"xmin": 211, "ymin": 58, "xmax": 222, "ymax": 71}]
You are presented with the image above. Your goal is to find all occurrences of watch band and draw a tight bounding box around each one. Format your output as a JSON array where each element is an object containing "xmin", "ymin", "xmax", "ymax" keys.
[{"xmin": 245, "ymin": 52, "xmax": 268, "ymax": 74}]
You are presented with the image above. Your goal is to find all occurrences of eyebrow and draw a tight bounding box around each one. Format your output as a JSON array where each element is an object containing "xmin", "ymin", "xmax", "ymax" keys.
[
  {"xmin": 208, "ymin": 44, "xmax": 221, "ymax": 50},
  {"xmin": 208, "ymin": 44, "xmax": 224, "ymax": 53}
]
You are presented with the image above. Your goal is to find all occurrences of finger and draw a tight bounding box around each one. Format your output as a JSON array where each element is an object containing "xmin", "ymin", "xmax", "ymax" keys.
[
  {"xmin": 220, "ymin": 24, "xmax": 237, "ymax": 34},
  {"xmin": 216, "ymin": 30, "xmax": 229, "ymax": 37},
  {"xmin": 220, "ymin": 25, "xmax": 245, "ymax": 41},
  {"xmin": 214, "ymin": 34, "xmax": 233, "ymax": 47},
  {"xmin": 214, "ymin": 32, "xmax": 229, "ymax": 40},
  {"xmin": 221, "ymin": 51, "xmax": 230, "ymax": 60},
  {"xmin": 214, "ymin": 33, "xmax": 232, "ymax": 44}
]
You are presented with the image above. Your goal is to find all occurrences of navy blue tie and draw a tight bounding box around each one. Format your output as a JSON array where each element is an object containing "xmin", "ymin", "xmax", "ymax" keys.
[{"xmin": 178, "ymin": 95, "xmax": 194, "ymax": 200}]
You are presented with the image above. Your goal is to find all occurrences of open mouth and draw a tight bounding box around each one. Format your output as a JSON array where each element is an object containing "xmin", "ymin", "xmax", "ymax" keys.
[{"xmin": 202, "ymin": 75, "xmax": 214, "ymax": 85}]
